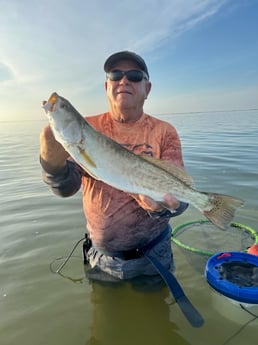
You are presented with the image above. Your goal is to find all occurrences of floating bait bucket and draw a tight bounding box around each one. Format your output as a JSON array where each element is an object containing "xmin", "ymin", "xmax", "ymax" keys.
[
  {"xmin": 206, "ymin": 251, "xmax": 258, "ymax": 304},
  {"xmin": 205, "ymin": 251, "xmax": 258, "ymax": 325}
]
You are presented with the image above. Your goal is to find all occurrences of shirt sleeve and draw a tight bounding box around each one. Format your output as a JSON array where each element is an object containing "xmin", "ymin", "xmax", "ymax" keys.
[
  {"xmin": 40, "ymin": 158, "xmax": 83, "ymax": 197},
  {"xmin": 160, "ymin": 122, "xmax": 184, "ymax": 168}
]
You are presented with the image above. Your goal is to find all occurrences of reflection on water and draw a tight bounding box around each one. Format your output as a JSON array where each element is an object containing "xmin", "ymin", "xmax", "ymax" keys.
[
  {"xmin": 0, "ymin": 111, "xmax": 258, "ymax": 345},
  {"xmin": 85, "ymin": 280, "xmax": 190, "ymax": 345}
]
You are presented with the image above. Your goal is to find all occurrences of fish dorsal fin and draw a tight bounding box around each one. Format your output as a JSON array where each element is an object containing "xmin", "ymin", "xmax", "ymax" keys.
[{"xmin": 141, "ymin": 156, "xmax": 194, "ymax": 188}]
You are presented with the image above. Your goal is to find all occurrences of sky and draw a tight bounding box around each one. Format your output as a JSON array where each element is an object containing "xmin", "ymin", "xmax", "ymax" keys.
[{"xmin": 0, "ymin": 0, "xmax": 258, "ymax": 121}]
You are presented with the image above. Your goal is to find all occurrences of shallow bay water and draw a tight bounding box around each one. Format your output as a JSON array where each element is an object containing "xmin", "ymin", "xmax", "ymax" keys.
[{"xmin": 0, "ymin": 111, "xmax": 258, "ymax": 345}]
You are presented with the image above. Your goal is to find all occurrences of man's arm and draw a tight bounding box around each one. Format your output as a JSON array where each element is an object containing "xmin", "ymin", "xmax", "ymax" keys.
[{"xmin": 40, "ymin": 125, "xmax": 82, "ymax": 197}]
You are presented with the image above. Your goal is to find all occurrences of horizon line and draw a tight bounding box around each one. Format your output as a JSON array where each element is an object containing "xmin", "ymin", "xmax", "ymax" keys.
[{"xmin": 0, "ymin": 108, "xmax": 257, "ymax": 123}]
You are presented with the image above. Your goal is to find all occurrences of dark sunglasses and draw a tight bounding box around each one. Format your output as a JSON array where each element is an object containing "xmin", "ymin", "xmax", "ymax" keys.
[{"xmin": 106, "ymin": 69, "xmax": 149, "ymax": 82}]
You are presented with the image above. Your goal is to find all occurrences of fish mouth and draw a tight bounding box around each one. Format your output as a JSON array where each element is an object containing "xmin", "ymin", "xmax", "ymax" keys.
[{"xmin": 42, "ymin": 92, "xmax": 58, "ymax": 112}]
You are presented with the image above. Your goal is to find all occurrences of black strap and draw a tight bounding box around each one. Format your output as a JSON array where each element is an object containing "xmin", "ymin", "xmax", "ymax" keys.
[
  {"xmin": 140, "ymin": 225, "xmax": 170, "ymax": 252},
  {"xmin": 84, "ymin": 226, "xmax": 204, "ymax": 327},
  {"xmin": 148, "ymin": 202, "xmax": 189, "ymax": 219},
  {"xmin": 144, "ymin": 253, "xmax": 204, "ymax": 328}
]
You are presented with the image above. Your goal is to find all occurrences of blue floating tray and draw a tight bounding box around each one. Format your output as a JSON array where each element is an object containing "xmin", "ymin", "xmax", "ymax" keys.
[{"xmin": 205, "ymin": 251, "xmax": 258, "ymax": 304}]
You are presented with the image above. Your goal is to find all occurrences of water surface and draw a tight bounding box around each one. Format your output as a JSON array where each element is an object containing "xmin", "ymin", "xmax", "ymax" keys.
[{"xmin": 0, "ymin": 111, "xmax": 258, "ymax": 345}]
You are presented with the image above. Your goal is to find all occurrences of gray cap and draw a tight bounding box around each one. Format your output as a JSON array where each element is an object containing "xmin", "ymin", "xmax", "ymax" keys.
[{"xmin": 104, "ymin": 51, "xmax": 149, "ymax": 78}]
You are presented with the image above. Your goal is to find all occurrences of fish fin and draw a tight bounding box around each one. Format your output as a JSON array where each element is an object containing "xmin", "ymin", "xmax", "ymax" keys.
[
  {"xmin": 200, "ymin": 193, "xmax": 244, "ymax": 230},
  {"xmin": 79, "ymin": 148, "xmax": 96, "ymax": 168},
  {"xmin": 141, "ymin": 156, "xmax": 194, "ymax": 188}
]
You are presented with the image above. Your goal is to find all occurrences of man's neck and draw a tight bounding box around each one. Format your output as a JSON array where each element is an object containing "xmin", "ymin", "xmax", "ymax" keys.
[{"xmin": 109, "ymin": 105, "xmax": 144, "ymax": 123}]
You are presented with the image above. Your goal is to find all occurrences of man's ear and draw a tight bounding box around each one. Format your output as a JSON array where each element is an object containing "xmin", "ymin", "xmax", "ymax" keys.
[{"xmin": 145, "ymin": 81, "xmax": 152, "ymax": 99}]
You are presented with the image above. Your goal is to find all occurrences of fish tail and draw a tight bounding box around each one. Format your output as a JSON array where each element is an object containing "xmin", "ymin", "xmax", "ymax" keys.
[{"xmin": 200, "ymin": 193, "xmax": 244, "ymax": 230}]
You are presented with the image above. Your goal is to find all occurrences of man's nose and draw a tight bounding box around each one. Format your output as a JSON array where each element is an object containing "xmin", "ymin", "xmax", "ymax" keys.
[{"xmin": 119, "ymin": 74, "xmax": 129, "ymax": 83}]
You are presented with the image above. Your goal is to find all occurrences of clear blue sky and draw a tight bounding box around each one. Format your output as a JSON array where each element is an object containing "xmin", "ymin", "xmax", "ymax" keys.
[{"xmin": 0, "ymin": 0, "xmax": 257, "ymax": 121}]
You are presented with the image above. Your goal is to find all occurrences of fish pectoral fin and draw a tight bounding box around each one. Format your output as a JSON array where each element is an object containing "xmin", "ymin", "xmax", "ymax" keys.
[
  {"xmin": 141, "ymin": 155, "xmax": 194, "ymax": 187},
  {"xmin": 79, "ymin": 148, "xmax": 96, "ymax": 168}
]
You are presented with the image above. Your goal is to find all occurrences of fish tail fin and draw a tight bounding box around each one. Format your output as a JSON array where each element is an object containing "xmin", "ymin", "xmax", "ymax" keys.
[{"xmin": 200, "ymin": 193, "xmax": 244, "ymax": 230}]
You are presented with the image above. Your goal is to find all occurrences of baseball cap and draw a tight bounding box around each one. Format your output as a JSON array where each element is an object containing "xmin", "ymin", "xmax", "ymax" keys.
[{"xmin": 104, "ymin": 51, "xmax": 149, "ymax": 78}]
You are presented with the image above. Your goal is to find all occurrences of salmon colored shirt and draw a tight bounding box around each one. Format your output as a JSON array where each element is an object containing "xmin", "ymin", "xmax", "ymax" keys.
[{"xmin": 81, "ymin": 112, "xmax": 184, "ymax": 252}]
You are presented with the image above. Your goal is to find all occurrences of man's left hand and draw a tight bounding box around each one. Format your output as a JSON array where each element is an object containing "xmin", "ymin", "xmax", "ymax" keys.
[{"xmin": 130, "ymin": 193, "xmax": 180, "ymax": 212}]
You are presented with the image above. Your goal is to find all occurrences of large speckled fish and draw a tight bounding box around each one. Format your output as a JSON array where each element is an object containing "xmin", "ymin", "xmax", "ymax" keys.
[{"xmin": 42, "ymin": 92, "xmax": 244, "ymax": 230}]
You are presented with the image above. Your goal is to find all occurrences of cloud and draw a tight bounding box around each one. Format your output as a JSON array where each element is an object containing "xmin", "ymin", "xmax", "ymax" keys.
[
  {"xmin": 0, "ymin": 0, "xmax": 230, "ymax": 120},
  {"xmin": 0, "ymin": 0, "xmax": 227, "ymax": 86}
]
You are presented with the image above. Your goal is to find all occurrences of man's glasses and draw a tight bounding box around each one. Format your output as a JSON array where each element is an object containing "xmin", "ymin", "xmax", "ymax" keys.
[{"xmin": 106, "ymin": 70, "xmax": 149, "ymax": 82}]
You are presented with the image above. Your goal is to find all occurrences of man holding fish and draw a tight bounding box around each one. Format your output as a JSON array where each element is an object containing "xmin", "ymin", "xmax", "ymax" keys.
[{"xmin": 40, "ymin": 51, "xmax": 243, "ymax": 283}]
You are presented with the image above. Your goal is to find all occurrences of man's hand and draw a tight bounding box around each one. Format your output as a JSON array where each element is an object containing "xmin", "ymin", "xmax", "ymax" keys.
[
  {"xmin": 130, "ymin": 193, "xmax": 180, "ymax": 212},
  {"xmin": 40, "ymin": 125, "xmax": 69, "ymax": 173}
]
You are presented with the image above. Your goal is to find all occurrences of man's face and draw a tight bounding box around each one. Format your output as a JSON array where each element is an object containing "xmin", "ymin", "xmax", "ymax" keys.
[{"xmin": 105, "ymin": 60, "xmax": 151, "ymax": 113}]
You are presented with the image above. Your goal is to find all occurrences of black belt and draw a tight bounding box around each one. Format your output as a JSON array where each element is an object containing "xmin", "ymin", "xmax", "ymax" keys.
[{"xmin": 119, "ymin": 225, "xmax": 171, "ymax": 259}]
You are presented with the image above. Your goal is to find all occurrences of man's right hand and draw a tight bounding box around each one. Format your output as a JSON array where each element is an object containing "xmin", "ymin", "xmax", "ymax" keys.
[{"xmin": 39, "ymin": 125, "xmax": 69, "ymax": 174}]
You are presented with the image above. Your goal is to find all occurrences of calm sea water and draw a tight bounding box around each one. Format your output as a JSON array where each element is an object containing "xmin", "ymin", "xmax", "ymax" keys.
[{"xmin": 1, "ymin": 111, "xmax": 258, "ymax": 345}]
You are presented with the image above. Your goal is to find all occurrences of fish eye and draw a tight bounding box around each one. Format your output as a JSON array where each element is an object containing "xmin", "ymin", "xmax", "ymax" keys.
[{"xmin": 60, "ymin": 101, "xmax": 67, "ymax": 109}]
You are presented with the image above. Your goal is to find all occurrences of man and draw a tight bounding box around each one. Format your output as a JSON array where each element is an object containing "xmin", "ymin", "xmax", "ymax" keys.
[{"xmin": 40, "ymin": 51, "xmax": 188, "ymax": 282}]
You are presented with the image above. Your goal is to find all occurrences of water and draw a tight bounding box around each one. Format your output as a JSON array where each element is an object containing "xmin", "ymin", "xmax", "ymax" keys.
[{"xmin": 0, "ymin": 111, "xmax": 258, "ymax": 345}]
